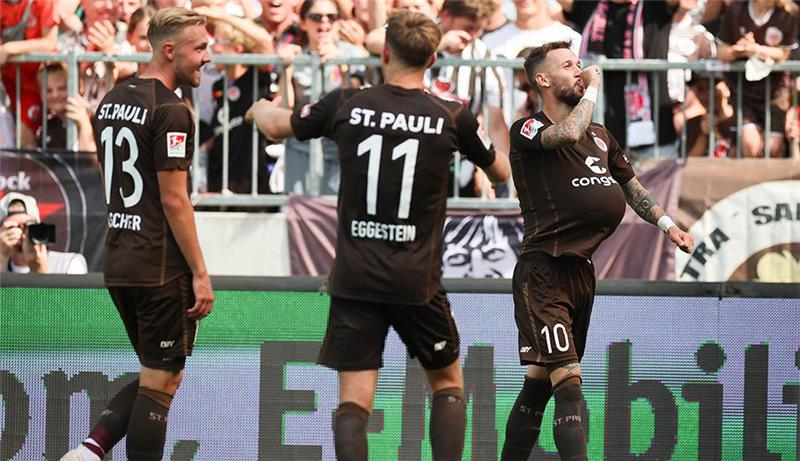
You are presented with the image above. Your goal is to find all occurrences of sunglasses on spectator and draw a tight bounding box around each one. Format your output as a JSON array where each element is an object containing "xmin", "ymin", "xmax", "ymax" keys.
[{"xmin": 306, "ymin": 13, "xmax": 340, "ymax": 22}]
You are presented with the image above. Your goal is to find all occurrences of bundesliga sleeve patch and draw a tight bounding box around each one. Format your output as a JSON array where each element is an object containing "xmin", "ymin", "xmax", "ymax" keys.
[
  {"xmin": 520, "ymin": 118, "xmax": 543, "ymax": 140},
  {"xmin": 167, "ymin": 132, "xmax": 187, "ymax": 158},
  {"xmin": 300, "ymin": 103, "xmax": 313, "ymax": 118}
]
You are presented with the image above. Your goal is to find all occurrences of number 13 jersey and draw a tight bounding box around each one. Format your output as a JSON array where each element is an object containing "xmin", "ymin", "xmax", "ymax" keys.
[
  {"xmin": 93, "ymin": 77, "xmax": 193, "ymax": 286},
  {"xmin": 292, "ymin": 85, "xmax": 496, "ymax": 304}
]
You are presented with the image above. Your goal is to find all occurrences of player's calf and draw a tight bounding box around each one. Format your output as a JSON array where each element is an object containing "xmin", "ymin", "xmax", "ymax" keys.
[
  {"xmin": 500, "ymin": 376, "xmax": 552, "ymax": 461},
  {"xmin": 126, "ymin": 386, "xmax": 175, "ymax": 460},
  {"xmin": 551, "ymin": 364, "xmax": 587, "ymax": 461},
  {"xmin": 430, "ymin": 387, "xmax": 466, "ymax": 461},
  {"xmin": 125, "ymin": 365, "xmax": 184, "ymax": 460},
  {"xmin": 334, "ymin": 401, "xmax": 370, "ymax": 461}
]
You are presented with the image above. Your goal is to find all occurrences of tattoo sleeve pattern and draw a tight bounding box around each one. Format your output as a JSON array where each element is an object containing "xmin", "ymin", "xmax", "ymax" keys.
[
  {"xmin": 621, "ymin": 178, "xmax": 665, "ymax": 226},
  {"xmin": 539, "ymin": 98, "xmax": 595, "ymax": 149}
]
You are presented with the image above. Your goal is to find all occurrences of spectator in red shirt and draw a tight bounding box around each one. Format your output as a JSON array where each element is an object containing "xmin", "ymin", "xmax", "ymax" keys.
[{"xmin": 0, "ymin": 0, "xmax": 60, "ymax": 149}]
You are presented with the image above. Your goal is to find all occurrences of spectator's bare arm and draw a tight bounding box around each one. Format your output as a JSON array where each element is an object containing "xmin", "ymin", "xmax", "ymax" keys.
[
  {"xmin": 487, "ymin": 106, "xmax": 509, "ymax": 155},
  {"xmin": 59, "ymin": 0, "xmax": 84, "ymax": 34},
  {"xmin": 701, "ymin": 0, "xmax": 729, "ymax": 25},
  {"xmin": 438, "ymin": 30, "xmax": 471, "ymax": 54},
  {"xmin": 716, "ymin": 39, "xmax": 747, "ymax": 63},
  {"xmin": 335, "ymin": 0, "xmax": 355, "ymax": 19},
  {"xmin": 368, "ymin": 0, "xmax": 389, "ymax": 31},
  {"xmin": 338, "ymin": 19, "xmax": 367, "ymax": 46},
  {"xmin": 555, "ymin": 0, "xmax": 573, "ymax": 14},
  {"xmin": 0, "ymin": 25, "xmax": 57, "ymax": 64},
  {"xmin": 719, "ymin": 32, "xmax": 790, "ymax": 63},
  {"xmin": 65, "ymin": 95, "xmax": 97, "ymax": 153},
  {"xmin": 87, "ymin": 20, "xmax": 117, "ymax": 53},
  {"xmin": 21, "ymin": 235, "xmax": 49, "ymax": 274},
  {"xmin": 754, "ymin": 43, "xmax": 791, "ymax": 62},
  {"xmin": 276, "ymin": 44, "xmax": 302, "ymax": 108},
  {"xmin": 364, "ymin": 26, "xmax": 386, "ymax": 55},
  {"xmin": 0, "ymin": 221, "xmax": 22, "ymax": 270},
  {"xmin": 236, "ymin": 0, "xmax": 260, "ymax": 20}
]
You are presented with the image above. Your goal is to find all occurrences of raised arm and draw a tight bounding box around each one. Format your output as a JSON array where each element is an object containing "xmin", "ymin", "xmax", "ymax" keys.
[
  {"xmin": 538, "ymin": 65, "xmax": 600, "ymax": 150},
  {"xmin": 620, "ymin": 177, "xmax": 694, "ymax": 253},
  {"xmin": 245, "ymin": 97, "xmax": 295, "ymax": 140}
]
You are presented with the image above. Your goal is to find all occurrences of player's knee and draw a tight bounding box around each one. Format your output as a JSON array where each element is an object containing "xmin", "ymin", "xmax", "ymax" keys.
[
  {"xmin": 553, "ymin": 378, "xmax": 582, "ymax": 400},
  {"xmin": 525, "ymin": 364, "xmax": 548, "ymax": 380},
  {"xmin": 138, "ymin": 386, "xmax": 174, "ymax": 410},
  {"xmin": 433, "ymin": 386, "xmax": 465, "ymax": 404},
  {"xmin": 140, "ymin": 367, "xmax": 184, "ymax": 395},
  {"xmin": 336, "ymin": 401, "xmax": 370, "ymax": 421},
  {"xmin": 546, "ymin": 361, "xmax": 582, "ymax": 390},
  {"xmin": 425, "ymin": 359, "xmax": 463, "ymax": 394},
  {"xmin": 165, "ymin": 369, "xmax": 184, "ymax": 393}
]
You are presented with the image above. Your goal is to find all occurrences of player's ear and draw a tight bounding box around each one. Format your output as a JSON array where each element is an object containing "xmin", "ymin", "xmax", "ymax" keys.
[
  {"xmin": 426, "ymin": 53, "xmax": 436, "ymax": 69},
  {"xmin": 535, "ymin": 72, "xmax": 549, "ymax": 90},
  {"xmin": 161, "ymin": 40, "xmax": 176, "ymax": 61},
  {"xmin": 381, "ymin": 46, "xmax": 390, "ymax": 66}
]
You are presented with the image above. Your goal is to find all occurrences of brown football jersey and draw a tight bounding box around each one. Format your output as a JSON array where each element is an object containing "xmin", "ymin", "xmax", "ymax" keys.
[
  {"xmin": 509, "ymin": 112, "xmax": 635, "ymax": 259},
  {"xmin": 291, "ymin": 85, "xmax": 496, "ymax": 304},
  {"xmin": 717, "ymin": 2, "xmax": 799, "ymax": 101},
  {"xmin": 94, "ymin": 77, "xmax": 193, "ymax": 286}
]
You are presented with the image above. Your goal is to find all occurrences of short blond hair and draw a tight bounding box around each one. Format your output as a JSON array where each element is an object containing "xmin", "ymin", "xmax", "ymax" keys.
[
  {"xmin": 147, "ymin": 7, "xmax": 206, "ymax": 49},
  {"xmin": 212, "ymin": 21, "xmax": 256, "ymax": 53}
]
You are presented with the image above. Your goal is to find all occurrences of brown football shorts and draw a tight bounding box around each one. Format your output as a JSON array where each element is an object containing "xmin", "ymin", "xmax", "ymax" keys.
[
  {"xmin": 108, "ymin": 274, "xmax": 197, "ymax": 371},
  {"xmin": 513, "ymin": 252, "xmax": 596, "ymax": 366},
  {"xmin": 318, "ymin": 288, "xmax": 460, "ymax": 371}
]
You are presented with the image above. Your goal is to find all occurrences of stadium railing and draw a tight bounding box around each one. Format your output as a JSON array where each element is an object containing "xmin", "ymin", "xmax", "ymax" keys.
[{"xmin": 6, "ymin": 52, "xmax": 800, "ymax": 209}]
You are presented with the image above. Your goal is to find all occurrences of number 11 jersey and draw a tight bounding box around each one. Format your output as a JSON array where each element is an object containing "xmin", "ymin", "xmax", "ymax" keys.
[
  {"xmin": 93, "ymin": 77, "xmax": 193, "ymax": 286},
  {"xmin": 291, "ymin": 84, "xmax": 496, "ymax": 304}
]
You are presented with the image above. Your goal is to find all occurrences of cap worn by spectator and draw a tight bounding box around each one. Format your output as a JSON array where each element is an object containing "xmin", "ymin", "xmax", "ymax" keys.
[{"xmin": 0, "ymin": 192, "xmax": 41, "ymax": 222}]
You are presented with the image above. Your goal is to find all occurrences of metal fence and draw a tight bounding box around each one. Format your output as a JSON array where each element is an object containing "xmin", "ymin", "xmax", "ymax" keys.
[{"xmin": 6, "ymin": 52, "xmax": 800, "ymax": 208}]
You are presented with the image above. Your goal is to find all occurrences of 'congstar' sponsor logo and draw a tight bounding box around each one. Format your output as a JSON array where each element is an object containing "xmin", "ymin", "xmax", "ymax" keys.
[
  {"xmin": 571, "ymin": 156, "xmax": 616, "ymax": 187},
  {"xmin": 571, "ymin": 176, "xmax": 618, "ymax": 187}
]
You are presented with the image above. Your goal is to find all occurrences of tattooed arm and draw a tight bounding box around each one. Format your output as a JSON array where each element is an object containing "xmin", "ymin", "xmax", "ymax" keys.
[
  {"xmin": 620, "ymin": 177, "xmax": 665, "ymax": 225},
  {"xmin": 539, "ymin": 65, "xmax": 602, "ymax": 150},
  {"xmin": 621, "ymin": 177, "xmax": 695, "ymax": 253},
  {"xmin": 539, "ymin": 98, "xmax": 596, "ymax": 149}
]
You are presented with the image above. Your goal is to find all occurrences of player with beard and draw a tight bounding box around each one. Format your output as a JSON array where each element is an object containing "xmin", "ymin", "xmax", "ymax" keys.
[
  {"xmin": 501, "ymin": 41, "xmax": 693, "ymax": 461},
  {"xmin": 62, "ymin": 8, "xmax": 214, "ymax": 461}
]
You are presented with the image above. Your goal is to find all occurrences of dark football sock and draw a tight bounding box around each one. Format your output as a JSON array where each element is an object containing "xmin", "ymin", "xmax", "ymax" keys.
[
  {"xmin": 334, "ymin": 402, "xmax": 369, "ymax": 461},
  {"xmin": 430, "ymin": 387, "xmax": 466, "ymax": 461},
  {"xmin": 125, "ymin": 387, "xmax": 173, "ymax": 461},
  {"xmin": 501, "ymin": 377, "xmax": 552, "ymax": 460},
  {"xmin": 81, "ymin": 378, "xmax": 140, "ymax": 458},
  {"xmin": 552, "ymin": 378, "xmax": 587, "ymax": 461}
]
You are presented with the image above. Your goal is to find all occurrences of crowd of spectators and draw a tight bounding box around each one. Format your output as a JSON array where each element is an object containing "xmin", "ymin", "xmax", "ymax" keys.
[{"xmin": 1, "ymin": 0, "xmax": 799, "ymax": 198}]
